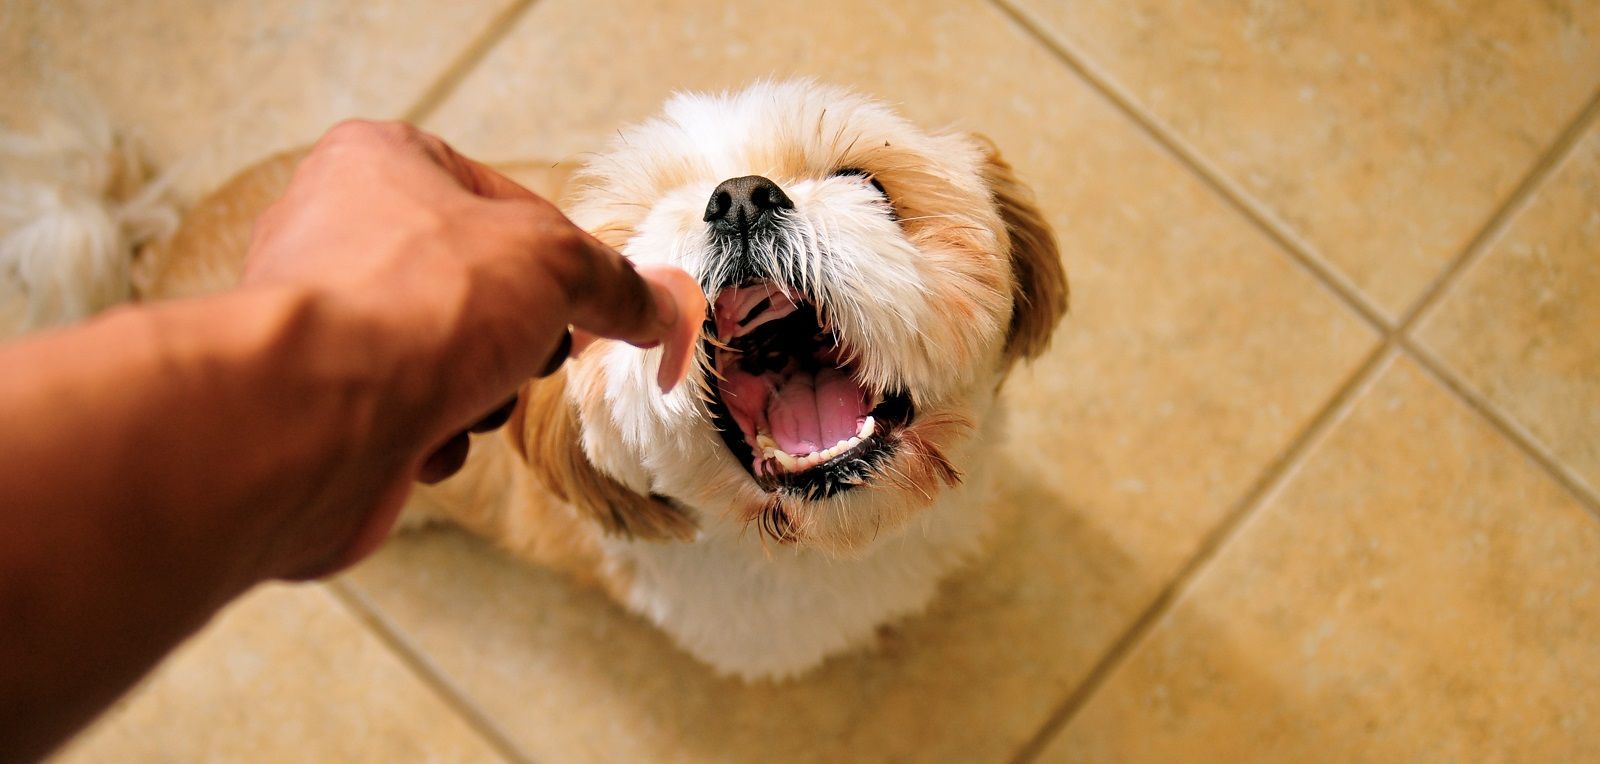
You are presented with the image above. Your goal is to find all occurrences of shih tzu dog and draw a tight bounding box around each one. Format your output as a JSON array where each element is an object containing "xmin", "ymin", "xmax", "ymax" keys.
[{"xmin": 1, "ymin": 80, "xmax": 1067, "ymax": 680}]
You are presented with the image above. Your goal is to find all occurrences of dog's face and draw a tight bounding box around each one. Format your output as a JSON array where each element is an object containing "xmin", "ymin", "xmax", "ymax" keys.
[{"xmin": 529, "ymin": 81, "xmax": 1065, "ymax": 555}]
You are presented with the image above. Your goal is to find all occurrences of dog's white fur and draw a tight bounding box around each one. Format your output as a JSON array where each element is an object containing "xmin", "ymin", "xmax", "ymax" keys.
[
  {"xmin": 1, "ymin": 80, "xmax": 1064, "ymax": 680},
  {"xmin": 547, "ymin": 81, "xmax": 1061, "ymax": 677},
  {"xmin": 0, "ymin": 91, "xmax": 175, "ymax": 338}
]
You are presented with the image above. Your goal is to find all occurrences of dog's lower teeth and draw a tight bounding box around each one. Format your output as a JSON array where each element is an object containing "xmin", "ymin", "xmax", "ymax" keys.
[
  {"xmin": 857, "ymin": 416, "xmax": 875, "ymax": 440},
  {"xmin": 757, "ymin": 433, "xmax": 869, "ymax": 474}
]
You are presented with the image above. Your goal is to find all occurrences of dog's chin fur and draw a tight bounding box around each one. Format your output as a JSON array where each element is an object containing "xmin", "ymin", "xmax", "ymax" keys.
[{"xmin": 5, "ymin": 79, "xmax": 1065, "ymax": 681}]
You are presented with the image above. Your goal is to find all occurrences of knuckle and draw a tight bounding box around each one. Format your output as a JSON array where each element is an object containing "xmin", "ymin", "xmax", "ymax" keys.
[
  {"xmin": 324, "ymin": 119, "xmax": 414, "ymax": 147},
  {"xmin": 498, "ymin": 195, "xmax": 560, "ymax": 225},
  {"xmin": 325, "ymin": 118, "xmax": 376, "ymax": 141},
  {"xmin": 252, "ymin": 201, "xmax": 284, "ymax": 236}
]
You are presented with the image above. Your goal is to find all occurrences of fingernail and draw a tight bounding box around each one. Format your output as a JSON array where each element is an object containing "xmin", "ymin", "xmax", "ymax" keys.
[
  {"xmin": 647, "ymin": 280, "xmax": 680, "ymax": 336},
  {"xmin": 650, "ymin": 283, "xmax": 689, "ymax": 393},
  {"xmin": 637, "ymin": 266, "xmax": 706, "ymax": 395}
]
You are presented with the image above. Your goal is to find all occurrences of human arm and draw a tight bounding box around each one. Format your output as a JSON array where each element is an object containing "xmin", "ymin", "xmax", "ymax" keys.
[{"xmin": 0, "ymin": 120, "xmax": 703, "ymax": 761}]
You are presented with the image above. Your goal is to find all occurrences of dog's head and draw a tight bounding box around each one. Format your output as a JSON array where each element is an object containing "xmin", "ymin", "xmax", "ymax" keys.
[{"xmin": 522, "ymin": 80, "xmax": 1065, "ymax": 555}]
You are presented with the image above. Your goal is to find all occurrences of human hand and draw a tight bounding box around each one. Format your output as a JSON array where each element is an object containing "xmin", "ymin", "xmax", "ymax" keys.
[{"xmin": 240, "ymin": 120, "xmax": 704, "ymax": 576}]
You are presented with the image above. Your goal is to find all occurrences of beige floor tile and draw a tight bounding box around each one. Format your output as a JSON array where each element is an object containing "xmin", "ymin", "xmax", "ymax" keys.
[
  {"xmin": 50, "ymin": 583, "xmax": 504, "ymax": 763},
  {"xmin": 1, "ymin": 0, "xmax": 519, "ymax": 201},
  {"xmin": 1039, "ymin": 355, "xmax": 1600, "ymax": 763},
  {"xmin": 1010, "ymin": 0, "xmax": 1600, "ymax": 316},
  {"xmin": 345, "ymin": 0, "xmax": 1377, "ymax": 760},
  {"xmin": 1416, "ymin": 120, "xmax": 1600, "ymax": 498}
]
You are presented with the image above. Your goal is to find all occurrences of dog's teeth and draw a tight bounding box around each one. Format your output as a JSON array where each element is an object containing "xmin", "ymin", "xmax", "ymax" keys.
[
  {"xmin": 759, "ymin": 433, "xmax": 869, "ymax": 475},
  {"xmin": 857, "ymin": 416, "xmax": 876, "ymax": 439},
  {"xmin": 773, "ymin": 449, "xmax": 799, "ymax": 472},
  {"xmin": 801, "ymin": 436, "xmax": 861, "ymax": 466},
  {"xmin": 832, "ymin": 436, "xmax": 859, "ymax": 458},
  {"xmin": 764, "ymin": 445, "xmax": 801, "ymax": 474}
]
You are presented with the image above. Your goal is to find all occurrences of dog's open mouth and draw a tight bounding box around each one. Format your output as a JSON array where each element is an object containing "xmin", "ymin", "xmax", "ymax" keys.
[{"xmin": 704, "ymin": 281, "xmax": 914, "ymax": 498}]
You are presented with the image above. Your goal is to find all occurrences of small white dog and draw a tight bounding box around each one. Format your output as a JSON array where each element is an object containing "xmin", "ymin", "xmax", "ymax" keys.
[{"xmin": 1, "ymin": 80, "xmax": 1067, "ymax": 680}]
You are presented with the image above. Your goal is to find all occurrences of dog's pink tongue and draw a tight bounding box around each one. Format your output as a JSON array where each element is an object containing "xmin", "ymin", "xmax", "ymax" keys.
[
  {"xmin": 767, "ymin": 367, "xmax": 869, "ymax": 455},
  {"xmin": 713, "ymin": 284, "xmax": 796, "ymax": 341}
]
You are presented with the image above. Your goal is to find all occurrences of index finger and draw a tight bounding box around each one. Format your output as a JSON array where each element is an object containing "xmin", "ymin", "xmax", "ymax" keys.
[
  {"xmin": 416, "ymin": 130, "xmax": 706, "ymax": 390},
  {"xmin": 556, "ymin": 231, "xmax": 706, "ymax": 384},
  {"xmin": 415, "ymin": 132, "xmax": 679, "ymax": 343}
]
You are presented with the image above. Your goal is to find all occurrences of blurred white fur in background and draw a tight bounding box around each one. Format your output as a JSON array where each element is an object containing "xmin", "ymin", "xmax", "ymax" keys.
[{"xmin": 0, "ymin": 88, "xmax": 176, "ymax": 338}]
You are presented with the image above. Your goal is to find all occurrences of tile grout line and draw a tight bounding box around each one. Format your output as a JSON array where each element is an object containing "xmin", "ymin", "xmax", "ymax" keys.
[
  {"xmin": 400, "ymin": 0, "xmax": 542, "ymax": 125},
  {"xmin": 1389, "ymin": 84, "xmax": 1600, "ymax": 519},
  {"xmin": 326, "ymin": 580, "xmax": 534, "ymax": 764},
  {"xmin": 1403, "ymin": 338, "xmax": 1600, "ymax": 521},
  {"xmin": 992, "ymin": 2, "xmax": 1600, "ymax": 753},
  {"xmin": 1395, "ymin": 84, "xmax": 1600, "ymax": 333},
  {"xmin": 353, "ymin": 2, "xmax": 550, "ymax": 757},
  {"xmin": 987, "ymin": 0, "xmax": 1391, "ymax": 334},
  {"xmin": 1008, "ymin": 342, "xmax": 1397, "ymax": 763},
  {"xmin": 984, "ymin": 3, "xmax": 1415, "ymax": 758}
]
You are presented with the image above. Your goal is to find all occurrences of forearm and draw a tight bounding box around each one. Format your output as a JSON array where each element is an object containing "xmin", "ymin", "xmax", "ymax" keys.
[{"xmin": 0, "ymin": 288, "xmax": 403, "ymax": 760}]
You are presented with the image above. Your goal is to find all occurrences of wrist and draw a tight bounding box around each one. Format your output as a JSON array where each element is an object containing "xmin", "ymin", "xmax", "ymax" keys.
[{"xmin": 140, "ymin": 286, "xmax": 414, "ymax": 580}]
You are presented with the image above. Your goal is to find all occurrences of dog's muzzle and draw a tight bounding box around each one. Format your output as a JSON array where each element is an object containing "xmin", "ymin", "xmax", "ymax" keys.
[{"xmin": 702, "ymin": 175, "xmax": 796, "ymax": 289}]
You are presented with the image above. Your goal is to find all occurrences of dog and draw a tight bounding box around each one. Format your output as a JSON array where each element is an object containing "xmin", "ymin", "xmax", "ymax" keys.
[{"xmin": 1, "ymin": 80, "xmax": 1067, "ymax": 680}]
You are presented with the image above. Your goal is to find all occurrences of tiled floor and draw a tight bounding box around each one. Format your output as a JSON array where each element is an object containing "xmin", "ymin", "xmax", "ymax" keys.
[{"xmin": 7, "ymin": 0, "xmax": 1598, "ymax": 761}]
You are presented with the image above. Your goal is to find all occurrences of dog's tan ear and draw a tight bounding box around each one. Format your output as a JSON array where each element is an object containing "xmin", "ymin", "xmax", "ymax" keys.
[
  {"xmin": 977, "ymin": 137, "xmax": 1069, "ymax": 367},
  {"xmin": 510, "ymin": 372, "xmax": 697, "ymax": 542}
]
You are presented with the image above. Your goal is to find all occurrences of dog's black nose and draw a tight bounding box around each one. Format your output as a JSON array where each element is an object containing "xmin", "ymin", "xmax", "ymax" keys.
[{"xmin": 704, "ymin": 175, "xmax": 793, "ymax": 235}]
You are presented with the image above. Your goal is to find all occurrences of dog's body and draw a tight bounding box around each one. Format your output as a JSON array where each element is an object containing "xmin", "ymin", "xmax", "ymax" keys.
[{"xmin": 2, "ymin": 81, "xmax": 1066, "ymax": 679}]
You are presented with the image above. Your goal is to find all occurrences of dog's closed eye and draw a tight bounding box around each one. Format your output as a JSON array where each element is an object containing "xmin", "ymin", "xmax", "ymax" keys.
[
  {"xmin": 832, "ymin": 167, "xmax": 895, "ymax": 221},
  {"xmin": 831, "ymin": 167, "xmax": 887, "ymax": 197}
]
